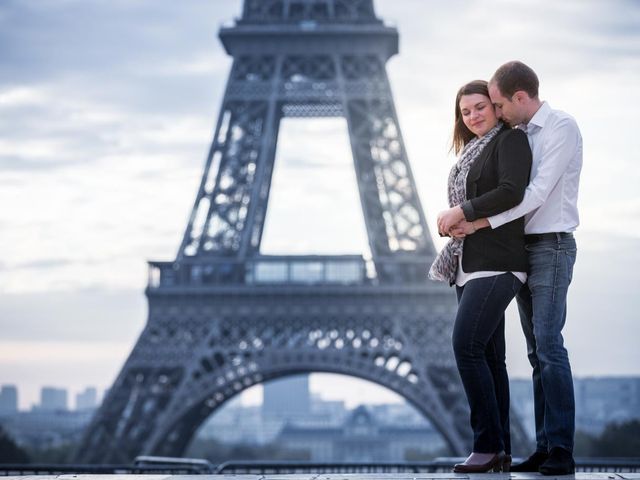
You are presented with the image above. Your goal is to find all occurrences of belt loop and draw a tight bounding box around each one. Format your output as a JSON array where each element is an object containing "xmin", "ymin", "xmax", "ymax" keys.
[{"xmin": 555, "ymin": 232, "xmax": 562, "ymax": 242}]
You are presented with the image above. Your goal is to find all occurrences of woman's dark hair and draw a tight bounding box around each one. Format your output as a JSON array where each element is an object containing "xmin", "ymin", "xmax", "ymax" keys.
[
  {"xmin": 490, "ymin": 60, "xmax": 539, "ymax": 99},
  {"xmin": 452, "ymin": 80, "xmax": 490, "ymax": 155}
]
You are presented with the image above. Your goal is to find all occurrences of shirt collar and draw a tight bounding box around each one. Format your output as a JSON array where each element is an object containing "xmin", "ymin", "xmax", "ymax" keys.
[{"xmin": 527, "ymin": 101, "xmax": 550, "ymax": 130}]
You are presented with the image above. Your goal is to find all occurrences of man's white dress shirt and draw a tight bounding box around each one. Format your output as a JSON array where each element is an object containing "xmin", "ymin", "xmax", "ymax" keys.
[{"xmin": 488, "ymin": 102, "xmax": 583, "ymax": 234}]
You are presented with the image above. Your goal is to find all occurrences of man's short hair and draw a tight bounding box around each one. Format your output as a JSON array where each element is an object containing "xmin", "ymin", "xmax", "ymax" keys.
[{"xmin": 491, "ymin": 61, "xmax": 539, "ymax": 99}]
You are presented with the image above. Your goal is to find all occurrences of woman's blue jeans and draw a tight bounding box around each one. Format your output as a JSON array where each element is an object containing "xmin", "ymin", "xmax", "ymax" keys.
[
  {"xmin": 517, "ymin": 234, "xmax": 577, "ymax": 453},
  {"xmin": 454, "ymin": 273, "xmax": 523, "ymax": 453}
]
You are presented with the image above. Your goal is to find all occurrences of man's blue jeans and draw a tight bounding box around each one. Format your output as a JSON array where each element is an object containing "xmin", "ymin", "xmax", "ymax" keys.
[
  {"xmin": 454, "ymin": 273, "xmax": 523, "ymax": 454},
  {"xmin": 517, "ymin": 233, "xmax": 577, "ymax": 453}
]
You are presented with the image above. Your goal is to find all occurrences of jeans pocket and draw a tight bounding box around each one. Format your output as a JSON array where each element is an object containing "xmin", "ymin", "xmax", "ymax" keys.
[
  {"xmin": 527, "ymin": 249, "xmax": 558, "ymax": 292},
  {"xmin": 564, "ymin": 248, "xmax": 577, "ymax": 284}
]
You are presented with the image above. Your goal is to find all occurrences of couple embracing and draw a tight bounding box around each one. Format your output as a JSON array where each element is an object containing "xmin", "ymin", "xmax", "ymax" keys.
[{"xmin": 429, "ymin": 61, "xmax": 582, "ymax": 475}]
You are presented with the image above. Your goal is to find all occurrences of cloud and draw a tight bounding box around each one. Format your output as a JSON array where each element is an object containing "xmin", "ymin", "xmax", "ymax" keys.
[
  {"xmin": 0, "ymin": 155, "xmax": 72, "ymax": 171},
  {"xmin": 0, "ymin": 288, "xmax": 146, "ymax": 342},
  {"xmin": 0, "ymin": 1, "xmax": 239, "ymax": 81},
  {"xmin": 0, "ymin": 85, "xmax": 47, "ymax": 106},
  {"xmin": 2, "ymin": 259, "xmax": 73, "ymax": 271}
]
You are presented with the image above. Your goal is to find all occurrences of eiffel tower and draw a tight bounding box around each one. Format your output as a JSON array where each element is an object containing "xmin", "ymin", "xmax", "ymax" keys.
[{"xmin": 75, "ymin": 0, "xmax": 529, "ymax": 463}]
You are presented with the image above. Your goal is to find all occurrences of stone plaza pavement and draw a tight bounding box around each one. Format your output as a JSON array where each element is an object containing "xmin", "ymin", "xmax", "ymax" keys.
[{"xmin": 3, "ymin": 473, "xmax": 640, "ymax": 480}]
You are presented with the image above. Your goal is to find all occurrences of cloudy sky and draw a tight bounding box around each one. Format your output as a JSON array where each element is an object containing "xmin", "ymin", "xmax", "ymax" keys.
[{"xmin": 1, "ymin": 0, "xmax": 639, "ymax": 411}]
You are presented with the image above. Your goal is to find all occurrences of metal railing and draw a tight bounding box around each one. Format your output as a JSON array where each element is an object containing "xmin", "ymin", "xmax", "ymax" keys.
[
  {"xmin": 0, "ymin": 463, "xmax": 213, "ymax": 476},
  {"xmin": 147, "ymin": 254, "xmax": 436, "ymax": 289},
  {"xmin": 148, "ymin": 255, "xmax": 369, "ymax": 288},
  {"xmin": 213, "ymin": 459, "xmax": 451, "ymax": 474},
  {"xmin": 2, "ymin": 457, "xmax": 640, "ymax": 476},
  {"xmin": 213, "ymin": 458, "xmax": 640, "ymax": 474}
]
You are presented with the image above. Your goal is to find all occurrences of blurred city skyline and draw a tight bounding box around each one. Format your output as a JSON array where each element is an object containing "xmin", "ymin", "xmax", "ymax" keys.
[{"xmin": 1, "ymin": 0, "xmax": 639, "ymax": 410}]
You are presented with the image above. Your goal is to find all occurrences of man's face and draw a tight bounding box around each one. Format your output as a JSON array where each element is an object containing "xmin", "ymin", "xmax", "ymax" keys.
[{"xmin": 488, "ymin": 82, "xmax": 524, "ymax": 127}]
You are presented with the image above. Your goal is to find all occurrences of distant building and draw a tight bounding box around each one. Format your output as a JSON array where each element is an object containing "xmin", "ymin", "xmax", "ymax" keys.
[
  {"xmin": 310, "ymin": 395, "xmax": 347, "ymax": 424},
  {"xmin": 277, "ymin": 405, "xmax": 445, "ymax": 461},
  {"xmin": 0, "ymin": 409, "xmax": 94, "ymax": 450},
  {"xmin": 510, "ymin": 378, "xmax": 536, "ymax": 435},
  {"xmin": 575, "ymin": 376, "xmax": 640, "ymax": 434},
  {"xmin": 195, "ymin": 392, "xmax": 436, "ymax": 456},
  {"xmin": 197, "ymin": 398, "xmax": 285, "ymax": 444},
  {"xmin": 0, "ymin": 385, "xmax": 18, "ymax": 415},
  {"xmin": 511, "ymin": 377, "xmax": 640, "ymax": 436},
  {"xmin": 370, "ymin": 403, "xmax": 428, "ymax": 426},
  {"xmin": 263, "ymin": 375, "xmax": 310, "ymax": 419},
  {"xmin": 75, "ymin": 387, "xmax": 98, "ymax": 410},
  {"xmin": 39, "ymin": 387, "xmax": 68, "ymax": 411},
  {"xmin": 197, "ymin": 390, "xmax": 347, "ymax": 446}
]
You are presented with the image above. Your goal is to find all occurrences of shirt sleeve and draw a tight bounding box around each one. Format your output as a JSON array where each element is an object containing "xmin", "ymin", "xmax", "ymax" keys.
[{"xmin": 487, "ymin": 117, "xmax": 581, "ymax": 229}]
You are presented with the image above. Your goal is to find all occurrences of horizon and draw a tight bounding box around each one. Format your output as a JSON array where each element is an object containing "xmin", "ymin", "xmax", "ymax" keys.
[{"xmin": 4, "ymin": 373, "xmax": 640, "ymax": 412}]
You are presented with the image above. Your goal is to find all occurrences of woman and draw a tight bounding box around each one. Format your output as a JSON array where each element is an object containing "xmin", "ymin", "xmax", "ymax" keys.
[{"xmin": 429, "ymin": 80, "xmax": 531, "ymax": 473}]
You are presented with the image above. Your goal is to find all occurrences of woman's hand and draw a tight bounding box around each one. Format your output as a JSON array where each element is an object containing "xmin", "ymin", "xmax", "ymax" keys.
[
  {"xmin": 450, "ymin": 220, "xmax": 476, "ymax": 238},
  {"xmin": 437, "ymin": 206, "xmax": 465, "ymax": 236},
  {"xmin": 450, "ymin": 218, "xmax": 490, "ymax": 238}
]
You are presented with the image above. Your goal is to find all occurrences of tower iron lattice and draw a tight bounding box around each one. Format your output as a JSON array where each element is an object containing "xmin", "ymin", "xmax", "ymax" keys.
[{"xmin": 75, "ymin": 0, "xmax": 529, "ymax": 463}]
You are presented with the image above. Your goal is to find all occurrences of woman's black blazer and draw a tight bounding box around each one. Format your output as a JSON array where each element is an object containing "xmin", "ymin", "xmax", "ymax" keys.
[{"xmin": 459, "ymin": 125, "xmax": 532, "ymax": 273}]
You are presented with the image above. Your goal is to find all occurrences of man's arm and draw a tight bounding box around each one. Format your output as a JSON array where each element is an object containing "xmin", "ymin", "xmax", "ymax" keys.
[
  {"xmin": 450, "ymin": 218, "xmax": 490, "ymax": 238},
  {"xmin": 460, "ymin": 129, "xmax": 532, "ymax": 220},
  {"xmin": 440, "ymin": 129, "xmax": 531, "ymax": 235},
  {"xmin": 487, "ymin": 117, "xmax": 581, "ymax": 229}
]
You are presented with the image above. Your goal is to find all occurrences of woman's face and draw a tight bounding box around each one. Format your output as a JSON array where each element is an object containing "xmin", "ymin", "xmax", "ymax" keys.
[{"xmin": 459, "ymin": 93, "xmax": 498, "ymax": 138}]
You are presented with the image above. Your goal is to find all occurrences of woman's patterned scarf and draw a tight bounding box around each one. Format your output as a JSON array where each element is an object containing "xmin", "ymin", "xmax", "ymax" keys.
[{"xmin": 429, "ymin": 122, "xmax": 503, "ymax": 284}]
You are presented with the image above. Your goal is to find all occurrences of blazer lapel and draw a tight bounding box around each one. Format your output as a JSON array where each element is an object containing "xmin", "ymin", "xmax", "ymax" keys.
[
  {"xmin": 465, "ymin": 125, "xmax": 507, "ymax": 199},
  {"xmin": 465, "ymin": 146, "xmax": 491, "ymax": 198}
]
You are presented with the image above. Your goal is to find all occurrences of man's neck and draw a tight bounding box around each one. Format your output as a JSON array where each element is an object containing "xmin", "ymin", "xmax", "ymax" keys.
[{"xmin": 524, "ymin": 99, "xmax": 544, "ymax": 124}]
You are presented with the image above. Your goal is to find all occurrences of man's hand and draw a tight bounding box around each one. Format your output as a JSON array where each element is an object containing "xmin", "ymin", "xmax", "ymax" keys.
[
  {"xmin": 449, "ymin": 218, "xmax": 491, "ymax": 238},
  {"xmin": 450, "ymin": 220, "xmax": 476, "ymax": 238},
  {"xmin": 437, "ymin": 206, "xmax": 465, "ymax": 236}
]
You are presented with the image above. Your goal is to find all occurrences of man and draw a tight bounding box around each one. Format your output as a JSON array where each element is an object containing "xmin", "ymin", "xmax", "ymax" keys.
[{"xmin": 437, "ymin": 61, "xmax": 582, "ymax": 475}]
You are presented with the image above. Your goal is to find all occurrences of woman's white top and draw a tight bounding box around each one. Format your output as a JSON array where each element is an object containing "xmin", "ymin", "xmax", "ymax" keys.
[{"xmin": 455, "ymin": 254, "xmax": 527, "ymax": 287}]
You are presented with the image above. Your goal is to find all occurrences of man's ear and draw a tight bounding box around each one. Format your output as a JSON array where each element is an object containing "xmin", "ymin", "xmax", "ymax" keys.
[{"xmin": 513, "ymin": 91, "xmax": 528, "ymax": 104}]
